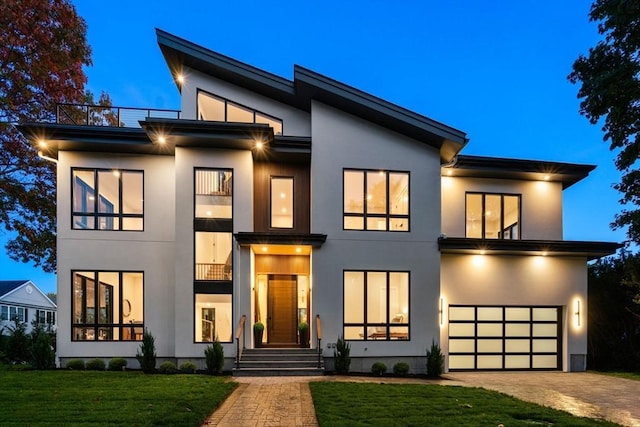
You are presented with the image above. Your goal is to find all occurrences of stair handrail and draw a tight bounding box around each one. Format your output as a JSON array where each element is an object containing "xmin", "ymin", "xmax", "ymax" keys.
[
  {"xmin": 315, "ymin": 314, "xmax": 322, "ymax": 368},
  {"xmin": 235, "ymin": 314, "xmax": 246, "ymax": 369}
]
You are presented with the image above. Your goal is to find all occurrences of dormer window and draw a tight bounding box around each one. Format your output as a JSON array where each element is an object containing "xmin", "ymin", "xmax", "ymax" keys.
[
  {"xmin": 466, "ymin": 193, "xmax": 520, "ymax": 239},
  {"xmin": 197, "ymin": 90, "xmax": 283, "ymax": 135}
]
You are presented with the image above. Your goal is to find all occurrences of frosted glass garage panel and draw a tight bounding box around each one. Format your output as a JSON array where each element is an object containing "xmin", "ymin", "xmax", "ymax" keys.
[
  {"xmin": 533, "ymin": 324, "xmax": 557, "ymax": 337},
  {"xmin": 449, "ymin": 323, "xmax": 474, "ymax": 337},
  {"xmin": 477, "ymin": 339, "xmax": 502, "ymax": 353},
  {"xmin": 505, "ymin": 323, "xmax": 530, "ymax": 337},
  {"xmin": 505, "ymin": 355, "xmax": 530, "ymax": 369},
  {"xmin": 477, "ymin": 307, "xmax": 502, "ymax": 321},
  {"xmin": 533, "ymin": 339, "xmax": 557, "ymax": 353},
  {"xmin": 477, "ymin": 323, "xmax": 502, "ymax": 337},
  {"xmin": 533, "ymin": 307, "xmax": 558, "ymax": 321},
  {"xmin": 477, "ymin": 355, "xmax": 502, "ymax": 369},
  {"xmin": 533, "ymin": 355, "xmax": 557, "ymax": 369},
  {"xmin": 505, "ymin": 339, "xmax": 530, "ymax": 353},
  {"xmin": 449, "ymin": 355, "xmax": 475, "ymax": 370},
  {"xmin": 505, "ymin": 307, "xmax": 530, "ymax": 321},
  {"xmin": 449, "ymin": 307, "xmax": 475, "ymax": 321},
  {"xmin": 449, "ymin": 339, "xmax": 475, "ymax": 353}
]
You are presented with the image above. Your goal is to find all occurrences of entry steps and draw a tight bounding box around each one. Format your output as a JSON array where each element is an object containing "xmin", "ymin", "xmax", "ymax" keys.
[{"xmin": 233, "ymin": 348, "xmax": 324, "ymax": 376}]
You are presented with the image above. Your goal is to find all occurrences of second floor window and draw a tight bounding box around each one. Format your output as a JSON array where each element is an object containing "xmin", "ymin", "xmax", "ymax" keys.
[
  {"xmin": 344, "ymin": 169, "xmax": 409, "ymax": 231},
  {"xmin": 271, "ymin": 177, "xmax": 293, "ymax": 228},
  {"xmin": 72, "ymin": 168, "xmax": 143, "ymax": 231},
  {"xmin": 466, "ymin": 193, "xmax": 520, "ymax": 239}
]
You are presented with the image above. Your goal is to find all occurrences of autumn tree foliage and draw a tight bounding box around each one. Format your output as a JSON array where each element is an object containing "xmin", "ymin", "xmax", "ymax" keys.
[
  {"xmin": 0, "ymin": 0, "xmax": 95, "ymax": 272},
  {"xmin": 568, "ymin": 0, "xmax": 640, "ymax": 242}
]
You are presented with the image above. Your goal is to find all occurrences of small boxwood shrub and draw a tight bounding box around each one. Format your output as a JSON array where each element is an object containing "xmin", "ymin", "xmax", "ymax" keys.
[
  {"xmin": 108, "ymin": 357, "xmax": 128, "ymax": 371},
  {"xmin": 86, "ymin": 358, "xmax": 106, "ymax": 371},
  {"xmin": 371, "ymin": 361, "xmax": 387, "ymax": 376},
  {"xmin": 66, "ymin": 359, "xmax": 85, "ymax": 370},
  {"xmin": 393, "ymin": 362, "xmax": 410, "ymax": 376},
  {"xmin": 179, "ymin": 361, "xmax": 197, "ymax": 374},
  {"xmin": 159, "ymin": 361, "xmax": 178, "ymax": 374}
]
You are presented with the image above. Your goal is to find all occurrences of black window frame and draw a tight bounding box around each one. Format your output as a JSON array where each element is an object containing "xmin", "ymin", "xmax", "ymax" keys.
[
  {"xmin": 343, "ymin": 168, "xmax": 410, "ymax": 232},
  {"xmin": 71, "ymin": 167, "xmax": 144, "ymax": 231},
  {"xmin": 465, "ymin": 192, "xmax": 521, "ymax": 239}
]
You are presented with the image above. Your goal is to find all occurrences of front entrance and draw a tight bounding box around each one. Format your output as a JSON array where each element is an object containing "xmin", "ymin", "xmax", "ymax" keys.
[{"xmin": 267, "ymin": 275, "xmax": 297, "ymax": 345}]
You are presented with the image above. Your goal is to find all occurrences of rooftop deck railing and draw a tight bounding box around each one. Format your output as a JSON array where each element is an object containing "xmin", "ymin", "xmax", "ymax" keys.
[{"xmin": 56, "ymin": 103, "xmax": 181, "ymax": 128}]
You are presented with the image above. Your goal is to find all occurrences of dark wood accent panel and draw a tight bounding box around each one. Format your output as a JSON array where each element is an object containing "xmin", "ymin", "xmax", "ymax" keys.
[
  {"xmin": 255, "ymin": 255, "xmax": 310, "ymax": 275},
  {"xmin": 268, "ymin": 277, "xmax": 297, "ymax": 344},
  {"xmin": 254, "ymin": 162, "xmax": 310, "ymax": 233}
]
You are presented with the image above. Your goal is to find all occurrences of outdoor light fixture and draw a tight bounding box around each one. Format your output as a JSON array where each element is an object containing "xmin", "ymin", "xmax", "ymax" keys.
[
  {"xmin": 38, "ymin": 139, "xmax": 47, "ymax": 148},
  {"xmin": 255, "ymin": 141, "xmax": 264, "ymax": 150},
  {"xmin": 574, "ymin": 300, "xmax": 581, "ymax": 327},
  {"xmin": 176, "ymin": 73, "xmax": 185, "ymax": 84},
  {"xmin": 439, "ymin": 297, "xmax": 444, "ymax": 326},
  {"xmin": 157, "ymin": 135, "xmax": 166, "ymax": 144}
]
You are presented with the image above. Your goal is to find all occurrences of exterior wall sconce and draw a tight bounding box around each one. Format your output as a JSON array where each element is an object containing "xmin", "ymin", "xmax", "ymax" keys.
[
  {"xmin": 439, "ymin": 297, "xmax": 444, "ymax": 326},
  {"xmin": 574, "ymin": 300, "xmax": 581, "ymax": 327}
]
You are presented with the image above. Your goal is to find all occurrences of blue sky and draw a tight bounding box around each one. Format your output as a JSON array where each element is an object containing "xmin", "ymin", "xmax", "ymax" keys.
[{"xmin": 0, "ymin": 1, "xmax": 625, "ymax": 294}]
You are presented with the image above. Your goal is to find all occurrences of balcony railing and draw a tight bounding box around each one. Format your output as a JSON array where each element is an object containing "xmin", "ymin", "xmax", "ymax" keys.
[
  {"xmin": 196, "ymin": 263, "xmax": 232, "ymax": 281},
  {"xmin": 56, "ymin": 103, "xmax": 181, "ymax": 128}
]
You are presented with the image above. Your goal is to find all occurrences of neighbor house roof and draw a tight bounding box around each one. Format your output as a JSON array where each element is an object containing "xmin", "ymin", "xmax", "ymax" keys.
[{"xmin": 0, "ymin": 280, "xmax": 29, "ymax": 299}]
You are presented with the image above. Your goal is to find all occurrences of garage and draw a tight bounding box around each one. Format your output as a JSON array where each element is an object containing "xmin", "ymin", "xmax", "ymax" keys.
[{"xmin": 448, "ymin": 305, "xmax": 562, "ymax": 370}]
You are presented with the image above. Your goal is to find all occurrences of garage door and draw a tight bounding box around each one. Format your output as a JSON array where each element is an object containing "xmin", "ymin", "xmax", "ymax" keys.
[{"xmin": 448, "ymin": 306, "xmax": 561, "ymax": 370}]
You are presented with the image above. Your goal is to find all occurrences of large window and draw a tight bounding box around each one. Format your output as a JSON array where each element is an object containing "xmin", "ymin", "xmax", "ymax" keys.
[
  {"xmin": 195, "ymin": 294, "xmax": 232, "ymax": 342},
  {"xmin": 466, "ymin": 193, "xmax": 520, "ymax": 239},
  {"xmin": 72, "ymin": 271, "xmax": 143, "ymax": 341},
  {"xmin": 72, "ymin": 168, "xmax": 143, "ymax": 231},
  {"xmin": 1, "ymin": 305, "xmax": 26, "ymax": 322},
  {"xmin": 344, "ymin": 169, "xmax": 409, "ymax": 231},
  {"xmin": 195, "ymin": 169, "xmax": 232, "ymax": 219},
  {"xmin": 195, "ymin": 232, "xmax": 233, "ymax": 280},
  {"xmin": 271, "ymin": 177, "xmax": 293, "ymax": 228},
  {"xmin": 343, "ymin": 271, "xmax": 409, "ymax": 341},
  {"xmin": 197, "ymin": 90, "xmax": 283, "ymax": 135}
]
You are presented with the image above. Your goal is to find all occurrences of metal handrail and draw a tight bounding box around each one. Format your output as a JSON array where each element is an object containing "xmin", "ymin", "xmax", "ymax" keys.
[
  {"xmin": 56, "ymin": 103, "xmax": 181, "ymax": 128},
  {"xmin": 235, "ymin": 314, "xmax": 246, "ymax": 369},
  {"xmin": 315, "ymin": 314, "xmax": 322, "ymax": 368}
]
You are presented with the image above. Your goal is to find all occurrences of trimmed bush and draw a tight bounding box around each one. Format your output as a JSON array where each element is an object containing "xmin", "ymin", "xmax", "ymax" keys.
[
  {"xmin": 334, "ymin": 335, "xmax": 351, "ymax": 374},
  {"xmin": 66, "ymin": 359, "xmax": 85, "ymax": 370},
  {"xmin": 426, "ymin": 339, "xmax": 444, "ymax": 378},
  {"xmin": 159, "ymin": 361, "xmax": 178, "ymax": 374},
  {"xmin": 393, "ymin": 362, "xmax": 410, "ymax": 376},
  {"xmin": 86, "ymin": 358, "xmax": 106, "ymax": 371},
  {"xmin": 204, "ymin": 339, "xmax": 224, "ymax": 375},
  {"xmin": 371, "ymin": 362, "xmax": 387, "ymax": 376},
  {"xmin": 136, "ymin": 329, "xmax": 157, "ymax": 373},
  {"xmin": 31, "ymin": 329, "xmax": 55, "ymax": 370},
  {"xmin": 108, "ymin": 358, "xmax": 128, "ymax": 371},
  {"xmin": 180, "ymin": 361, "xmax": 197, "ymax": 374}
]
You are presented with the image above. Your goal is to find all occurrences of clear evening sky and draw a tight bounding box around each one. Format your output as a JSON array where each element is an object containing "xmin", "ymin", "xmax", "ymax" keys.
[{"xmin": 0, "ymin": 1, "xmax": 625, "ymax": 294}]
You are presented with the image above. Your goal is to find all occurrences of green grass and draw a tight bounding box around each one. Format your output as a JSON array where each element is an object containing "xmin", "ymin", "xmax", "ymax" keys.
[
  {"xmin": 310, "ymin": 382, "xmax": 618, "ymax": 426},
  {"xmin": 0, "ymin": 370, "xmax": 237, "ymax": 426},
  {"xmin": 591, "ymin": 370, "xmax": 640, "ymax": 381}
]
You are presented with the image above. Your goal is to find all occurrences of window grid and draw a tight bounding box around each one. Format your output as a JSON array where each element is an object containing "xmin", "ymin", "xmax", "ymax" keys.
[{"xmin": 465, "ymin": 192, "xmax": 521, "ymax": 239}]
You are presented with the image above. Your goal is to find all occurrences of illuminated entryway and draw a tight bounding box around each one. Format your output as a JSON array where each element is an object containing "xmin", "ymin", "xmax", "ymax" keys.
[{"xmin": 253, "ymin": 245, "xmax": 311, "ymax": 347}]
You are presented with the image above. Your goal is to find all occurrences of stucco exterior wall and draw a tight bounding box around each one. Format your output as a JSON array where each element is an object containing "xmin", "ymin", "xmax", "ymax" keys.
[
  {"xmin": 310, "ymin": 101, "xmax": 442, "ymax": 363},
  {"xmin": 441, "ymin": 176, "xmax": 563, "ymax": 240}
]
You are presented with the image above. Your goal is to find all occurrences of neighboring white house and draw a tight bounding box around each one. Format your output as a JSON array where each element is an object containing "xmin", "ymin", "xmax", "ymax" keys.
[
  {"xmin": 0, "ymin": 280, "xmax": 57, "ymax": 334},
  {"xmin": 18, "ymin": 29, "xmax": 620, "ymax": 373}
]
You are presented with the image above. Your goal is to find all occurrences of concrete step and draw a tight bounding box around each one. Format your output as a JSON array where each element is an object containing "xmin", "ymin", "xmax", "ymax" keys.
[
  {"xmin": 239, "ymin": 360, "xmax": 320, "ymax": 368},
  {"xmin": 234, "ymin": 347, "xmax": 324, "ymax": 376}
]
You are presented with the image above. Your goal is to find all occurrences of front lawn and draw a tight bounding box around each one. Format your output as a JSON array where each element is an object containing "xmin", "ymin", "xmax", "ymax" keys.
[
  {"xmin": 0, "ymin": 370, "xmax": 236, "ymax": 426},
  {"xmin": 310, "ymin": 382, "xmax": 618, "ymax": 426}
]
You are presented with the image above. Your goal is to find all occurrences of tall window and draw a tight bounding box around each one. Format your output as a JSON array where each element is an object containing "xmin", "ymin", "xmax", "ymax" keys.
[
  {"xmin": 72, "ymin": 168, "xmax": 143, "ymax": 231},
  {"xmin": 197, "ymin": 90, "xmax": 283, "ymax": 135},
  {"xmin": 466, "ymin": 193, "xmax": 520, "ymax": 239},
  {"xmin": 271, "ymin": 177, "xmax": 293, "ymax": 228},
  {"xmin": 72, "ymin": 271, "xmax": 143, "ymax": 341},
  {"xmin": 343, "ymin": 271, "xmax": 409, "ymax": 341},
  {"xmin": 344, "ymin": 169, "xmax": 409, "ymax": 231},
  {"xmin": 194, "ymin": 169, "xmax": 234, "ymax": 343}
]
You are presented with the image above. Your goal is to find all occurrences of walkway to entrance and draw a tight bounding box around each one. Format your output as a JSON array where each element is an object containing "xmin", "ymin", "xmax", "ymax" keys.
[{"xmin": 202, "ymin": 372, "xmax": 640, "ymax": 427}]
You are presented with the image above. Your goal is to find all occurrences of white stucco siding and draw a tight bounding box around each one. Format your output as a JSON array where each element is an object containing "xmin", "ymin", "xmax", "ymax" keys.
[
  {"xmin": 173, "ymin": 147, "xmax": 253, "ymax": 358},
  {"xmin": 180, "ymin": 68, "xmax": 311, "ymax": 136},
  {"xmin": 441, "ymin": 177, "xmax": 563, "ymax": 240},
  {"xmin": 441, "ymin": 254, "xmax": 588, "ymax": 371},
  {"xmin": 310, "ymin": 101, "xmax": 442, "ymax": 359}
]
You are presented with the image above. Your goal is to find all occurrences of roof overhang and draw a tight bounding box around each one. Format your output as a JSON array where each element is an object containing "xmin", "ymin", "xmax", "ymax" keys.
[
  {"xmin": 234, "ymin": 232, "xmax": 327, "ymax": 247},
  {"xmin": 438, "ymin": 237, "xmax": 621, "ymax": 260},
  {"xmin": 443, "ymin": 155, "xmax": 596, "ymax": 189}
]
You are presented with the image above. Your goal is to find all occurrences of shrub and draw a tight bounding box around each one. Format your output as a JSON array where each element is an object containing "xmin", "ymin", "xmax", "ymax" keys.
[
  {"xmin": 66, "ymin": 359, "xmax": 85, "ymax": 370},
  {"xmin": 108, "ymin": 358, "xmax": 128, "ymax": 371},
  {"xmin": 6, "ymin": 320, "xmax": 31, "ymax": 363},
  {"xmin": 31, "ymin": 329, "xmax": 55, "ymax": 370},
  {"xmin": 180, "ymin": 361, "xmax": 197, "ymax": 374},
  {"xmin": 371, "ymin": 361, "xmax": 387, "ymax": 376},
  {"xmin": 253, "ymin": 322, "xmax": 264, "ymax": 333},
  {"xmin": 334, "ymin": 335, "xmax": 351, "ymax": 374},
  {"xmin": 204, "ymin": 339, "xmax": 224, "ymax": 375},
  {"xmin": 426, "ymin": 339, "xmax": 444, "ymax": 378},
  {"xmin": 136, "ymin": 329, "xmax": 157, "ymax": 373},
  {"xmin": 86, "ymin": 358, "xmax": 106, "ymax": 371},
  {"xmin": 159, "ymin": 361, "xmax": 178, "ymax": 374},
  {"xmin": 393, "ymin": 362, "xmax": 410, "ymax": 376}
]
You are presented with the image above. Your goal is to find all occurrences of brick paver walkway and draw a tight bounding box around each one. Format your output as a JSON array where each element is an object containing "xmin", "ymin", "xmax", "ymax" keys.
[{"xmin": 202, "ymin": 372, "xmax": 640, "ymax": 427}]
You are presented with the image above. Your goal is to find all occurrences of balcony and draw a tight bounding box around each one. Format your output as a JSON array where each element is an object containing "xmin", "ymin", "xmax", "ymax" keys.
[{"xmin": 56, "ymin": 103, "xmax": 181, "ymax": 128}]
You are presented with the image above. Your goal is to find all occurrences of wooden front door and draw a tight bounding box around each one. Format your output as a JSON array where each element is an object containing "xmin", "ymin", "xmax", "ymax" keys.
[{"xmin": 267, "ymin": 275, "xmax": 297, "ymax": 345}]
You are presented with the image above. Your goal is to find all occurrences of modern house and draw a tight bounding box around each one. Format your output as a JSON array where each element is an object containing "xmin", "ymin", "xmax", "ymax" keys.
[
  {"xmin": 0, "ymin": 280, "xmax": 57, "ymax": 334},
  {"xmin": 18, "ymin": 29, "xmax": 620, "ymax": 373}
]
